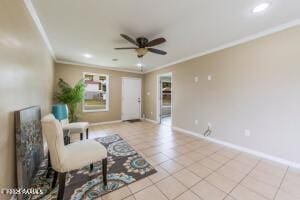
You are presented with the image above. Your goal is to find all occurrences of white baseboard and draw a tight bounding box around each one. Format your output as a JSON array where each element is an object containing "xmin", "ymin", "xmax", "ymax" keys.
[
  {"xmin": 144, "ymin": 118, "xmax": 159, "ymax": 124},
  {"xmin": 172, "ymin": 126, "xmax": 300, "ymax": 169},
  {"xmin": 90, "ymin": 120, "xmax": 122, "ymax": 126}
]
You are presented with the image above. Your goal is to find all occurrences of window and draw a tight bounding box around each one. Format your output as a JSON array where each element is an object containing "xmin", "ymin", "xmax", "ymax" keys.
[{"xmin": 83, "ymin": 72, "xmax": 109, "ymax": 112}]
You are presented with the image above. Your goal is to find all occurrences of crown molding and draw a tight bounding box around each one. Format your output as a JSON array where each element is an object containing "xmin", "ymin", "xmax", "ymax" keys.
[
  {"xmin": 24, "ymin": 0, "xmax": 142, "ymax": 74},
  {"xmin": 24, "ymin": 0, "xmax": 56, "ymax": 61},
  {"xmin": 144, "ymin": 19, "xmax": 300, "ymax": 74},
  {"xmin": 56, "ymin": 60, "xmax": 143, "ymax": 74},
  {"xmin": 24, "ymin": 0, "xmax": 300, "ymax": 75}
]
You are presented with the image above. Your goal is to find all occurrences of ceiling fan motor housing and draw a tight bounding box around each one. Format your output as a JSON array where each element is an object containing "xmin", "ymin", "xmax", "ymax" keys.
[{"xmin": 136, "ymin": 37, "xmax": 149, "ymax": 48}]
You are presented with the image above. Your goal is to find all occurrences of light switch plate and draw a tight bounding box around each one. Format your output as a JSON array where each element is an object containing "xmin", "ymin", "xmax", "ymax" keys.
[
  {"xmin": 208, "ymin": 75, "xmax": 212, "ymax": 80},
  {"xmin": 208, "ymin": 123, "xmax": 212, "ymax": 129},
  {"xmin": 194, "ymin": 76, "xmax": 199, "ymax": 82},
  {"xmin": 244, "ymin": 129, "xmax": 251, "ymax": 137}
]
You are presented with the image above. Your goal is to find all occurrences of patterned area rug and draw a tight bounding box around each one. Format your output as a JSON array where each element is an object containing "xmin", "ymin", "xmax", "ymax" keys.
[{"xmin": 28, "ymin": 134, "xmax": 157, "ymax": 200}]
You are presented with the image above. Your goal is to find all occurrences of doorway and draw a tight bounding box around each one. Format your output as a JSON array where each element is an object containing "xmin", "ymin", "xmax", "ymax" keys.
[
  {"xmin": 157, "ymin": 73, "xmax": 172, "ymax": 126},
  {"xmin": 122, "ymin": 77, "xmax": 142, "ymax": 121}
]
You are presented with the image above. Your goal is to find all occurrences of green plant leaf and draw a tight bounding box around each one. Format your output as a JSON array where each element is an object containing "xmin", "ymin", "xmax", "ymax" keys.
[{"xmin": 55, "ymin": 78, "xmax": 85, "ymax": 122}]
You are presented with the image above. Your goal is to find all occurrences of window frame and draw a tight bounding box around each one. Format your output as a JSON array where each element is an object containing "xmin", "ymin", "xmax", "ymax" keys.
[{"xmin": 82, "ymin": 72, "xmax": 109, "ymax": 113}]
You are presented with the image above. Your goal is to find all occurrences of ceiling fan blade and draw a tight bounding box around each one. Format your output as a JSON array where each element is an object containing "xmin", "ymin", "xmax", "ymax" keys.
[
  {"xmin": 148, "ymin": 48, "xmax": 167, "ymax": 55},
  {"xmin": 115, "ymin": 47, "xmax": 138, "ymax": 50},
  {"xmin": 146, "ymin": 38, "xmax": 166, "ymax": 47},
  {"xmin": 120, "ymin": 34, "xmax": 138, "ymax": 46}
]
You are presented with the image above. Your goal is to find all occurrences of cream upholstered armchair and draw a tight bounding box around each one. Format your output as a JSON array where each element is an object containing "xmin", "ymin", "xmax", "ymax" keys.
[
  {"xmin": 60, "ymin": 105, "xmax": 89, "ymax": 140},
  {"xmin": 52, "ymin": 104, "xmax": 89, "ymax": 141},
  {"xmin": 61, "ymin": 118, "xmax": 89, "ymax": 140},
  {"xmin": 41, "ymin": 114, "xmax": 107, "ymax": 200}
]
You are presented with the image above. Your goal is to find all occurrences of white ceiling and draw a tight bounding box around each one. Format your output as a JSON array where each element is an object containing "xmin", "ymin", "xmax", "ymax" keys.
[{"xmin": 30, "ymin": 0, "xmax": 300, "ymax": 72}]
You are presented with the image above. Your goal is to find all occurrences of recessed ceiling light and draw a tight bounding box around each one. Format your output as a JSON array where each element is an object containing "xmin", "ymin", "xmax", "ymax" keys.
[
  {"xmin": 112, "ymin": 58, "xmax": 118, "ymax": 61},
  {"xmin": 137, "ymin": 62, "xmax": 142, "ymax": 67},
  {"xmin": 83, "ymin": 53, "xmax": 92, "ymax": 58},
  {"xmin": 252, "ymin": 3, "xmax": 270, "ymax": 13}
]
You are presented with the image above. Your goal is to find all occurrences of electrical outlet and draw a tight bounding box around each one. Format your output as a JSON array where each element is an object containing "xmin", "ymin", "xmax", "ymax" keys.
[
  {"xmin": 194, "ymin": 119, "xmax": 199, "ymax": 125},
  {"xmin": 150, "ymin": 111, "xmax": 153, "ymax": 115},
  {"xmin": 244, "ymin": 129, "xmax": 251, "ymax": 137},
  {"xmin": 147, "ymin": 92, "xmax": 151, "ymax": 95},
  {"xmin": 208, "ymin": 123, "xmax": 212, "ymax": 129}
]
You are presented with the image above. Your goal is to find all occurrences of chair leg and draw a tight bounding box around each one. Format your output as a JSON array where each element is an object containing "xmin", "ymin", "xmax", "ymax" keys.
[
  {"xmin": 90, "ymin": 163, "xmax": 93, "ymax": 172},
  {"xmin": 46, "ymin": 151, "xmax": 52, "ymax": 178},
  {"xmin": 57, "ymin": 172, "xmax": 66, "ymax": 200},
  {"xmin": 63, "ymin": 135, "xmax": 69, "ymax": 145},
  {"xmin": 80, "ymin": 133, "xmax": 83, "ymax": 140},
  {"xmin": 52, "ymin": 171, "xmax": 58, "ymax": 189},
  {"xmin": 102, "ymin": 158, "xmax": 107, "ymax": 186},
  {"xmin": 86, "ymin": 128, "xmax": 89, "ymax": 139}
]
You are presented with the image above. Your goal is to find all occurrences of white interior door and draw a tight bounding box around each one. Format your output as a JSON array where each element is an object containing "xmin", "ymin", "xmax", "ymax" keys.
[{"xmin": 122, "ymin": 77, "xmax": 141, "ymax": 120}]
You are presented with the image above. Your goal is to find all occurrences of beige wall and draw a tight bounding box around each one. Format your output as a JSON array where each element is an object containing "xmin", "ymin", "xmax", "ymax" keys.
[
  {"xmin": 0, "ymin": 0, "xmax": 54, "ymax": 197},
  {"xmin": 54, "ymin": 63, "xmax": 142, "ymax": 123},
  {"xmin": 143, "ymin": 26, "xmax": 300, "ymax": 164}
]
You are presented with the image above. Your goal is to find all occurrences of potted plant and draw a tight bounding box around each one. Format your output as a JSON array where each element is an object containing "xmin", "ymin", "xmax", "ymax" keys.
[{"xmin": 56, "ymin": 78, "xmax": 85, "ymax": 122}]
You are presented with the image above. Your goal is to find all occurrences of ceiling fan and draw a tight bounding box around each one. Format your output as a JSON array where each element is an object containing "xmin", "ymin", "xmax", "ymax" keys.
[{"xmin": 115, "ymin": 34, "xmax": 167, "ymax": 58}]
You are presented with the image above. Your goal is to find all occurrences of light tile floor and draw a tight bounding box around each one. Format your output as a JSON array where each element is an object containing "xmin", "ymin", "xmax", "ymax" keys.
[
  {"xmin": 161, "ymin": 116, "xmax": 172, "ymax": 126},
  {"xmin": 80, "ymin": 121, "xmax": 300, "ymax": 200}
]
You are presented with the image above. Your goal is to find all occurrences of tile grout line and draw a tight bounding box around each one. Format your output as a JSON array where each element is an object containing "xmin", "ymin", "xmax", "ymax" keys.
[
  {"xmin": 196, "ymin": 154, "xmax": 243, "ymax": 198},
  {"xmin": 171, "ymin": 172, "xmax": 203, "ymax": 188},
  {"xmin": 157, "ymin": 182, "xmax": 187, "ymax": 200},
  {"xmin": 224, "ymin": 158, "xmax": 263, "ymax": 200},
  {"xmin": 97, "ymin": 125, "xmax": 154, "ymax": 200},
  {"xmin": 95, "ymin": 123, "xmax": 218, "ymax": 199},
  {"xmin": 133, "ymin": 135, "xmax": 193, "ymax": 155},
  {"xmin": 125, "ymin": 133, "xmax": 177, "ymax": 197},
  {"xmin": 126, "ymin": 164, "xmax": 172, "ymax": 199},
  {"xmin": 143, "ymin": 146, "xmax": 230, "ymax": 199},
  {"xmin": 136, "ymin": 135, "xmax": 242, "ymax": 200},
  {"xmin": 244, "ymin": 167, "xmax": 287, "ymax": 189},
  {"xmin": 134, "ymin": 125, "xmax": 288, "ymax": 200},
  {"xmin": 273, "ymin": 166, "xmax": 289, "ymax": 200},
  {"xmin": 185, "ymin": 148, "xmax": 243, "ymax": 199},
  {"xmin": 127, "ymin": 178, "xmax": 154, "ymax": 198},
  {"xmin": 147, "ymin": 139, "xmax": 215, "ymax": 167},
  {"xmin": 119, "ymin": 186, "xmax": 136, "ymax": 200},
  {"xmin": 95, "ymin": 122, "xmax": 293, "ymax": 200},
  {"xmin": 232, "ymin": 162, "xmax": 288, "ymax": 200},
  {"xmin": 154, "ymin": 184, "xmax": 173, "ymax": 200}
]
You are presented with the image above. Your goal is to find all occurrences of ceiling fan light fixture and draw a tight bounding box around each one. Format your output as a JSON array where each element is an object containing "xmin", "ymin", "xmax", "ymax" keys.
[{"xmin": 135, "ymin": 48, "xmax": 148, "ymax": 58}]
